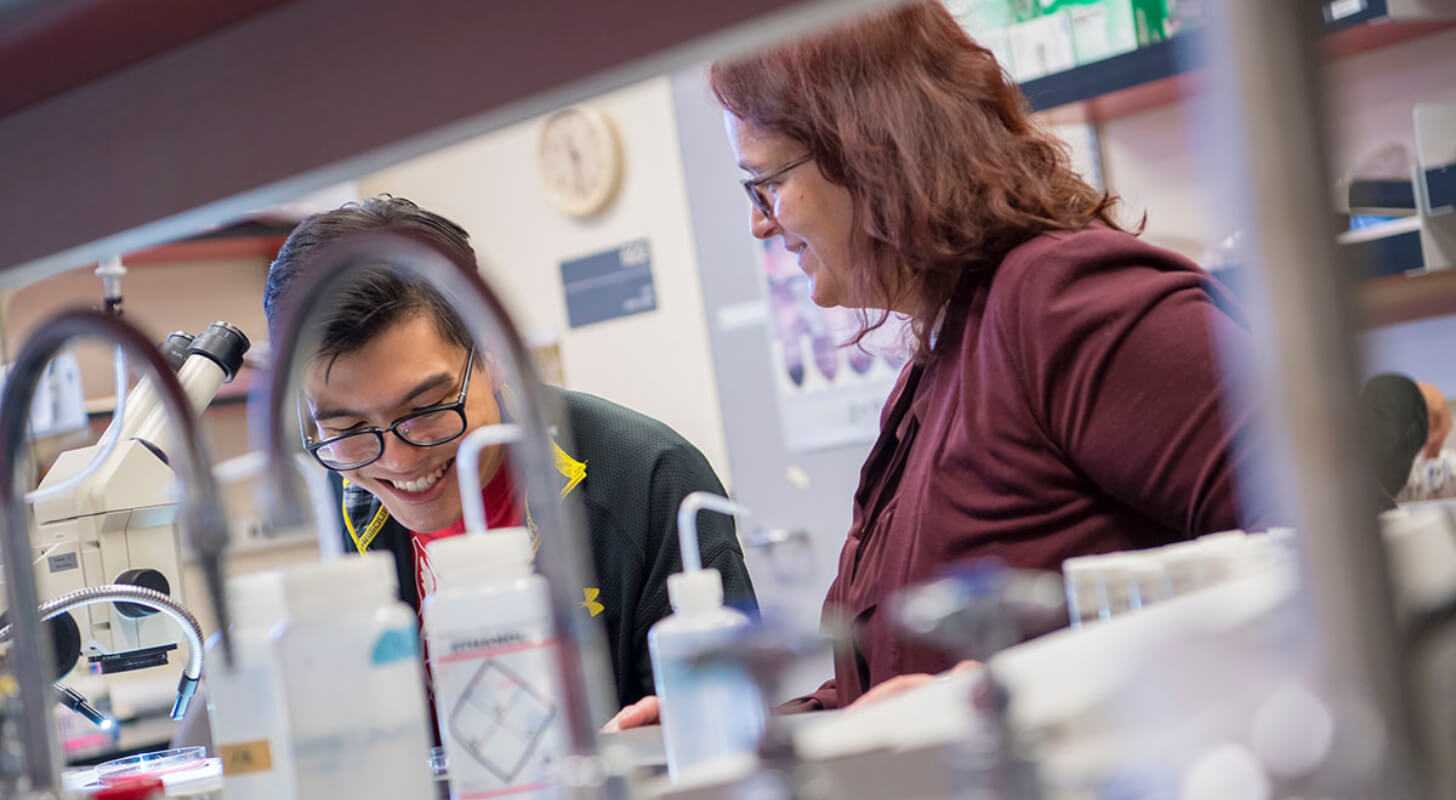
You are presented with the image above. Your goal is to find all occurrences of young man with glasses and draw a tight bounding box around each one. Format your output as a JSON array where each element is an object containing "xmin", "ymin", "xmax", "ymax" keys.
[{"xmin": 262, "ymin": 196, "xmax": 756, "ymax": 710}]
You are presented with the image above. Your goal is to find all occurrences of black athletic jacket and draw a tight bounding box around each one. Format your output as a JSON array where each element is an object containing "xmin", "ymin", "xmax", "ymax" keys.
[{"xmin": 333, "ymin": 388, "xmax": 756, "ymax": 707}]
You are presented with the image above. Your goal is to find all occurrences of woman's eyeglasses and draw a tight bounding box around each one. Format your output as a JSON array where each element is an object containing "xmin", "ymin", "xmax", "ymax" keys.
[{"xmin": 741, "ymin": 154, "xmax": 813, "ymax": 219}]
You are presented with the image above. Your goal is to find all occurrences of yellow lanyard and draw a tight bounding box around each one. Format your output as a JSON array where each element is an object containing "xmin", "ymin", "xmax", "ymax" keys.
[{"xmin": 341, "ymin": 479, "xmax": 391, "ymax": 554}]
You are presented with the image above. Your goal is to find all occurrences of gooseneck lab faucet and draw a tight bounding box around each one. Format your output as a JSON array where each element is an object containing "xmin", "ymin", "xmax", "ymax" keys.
[
  {"xmin": 252, "ymin": 230, "xmax": 622, "ymax": 799},
  {"xmin": 0, "ymin": 584, "xmax": 207, "ymax": 721},
  {"xmin": 0, "ymin": 309, "xmax": 231, "ymax": 798}
]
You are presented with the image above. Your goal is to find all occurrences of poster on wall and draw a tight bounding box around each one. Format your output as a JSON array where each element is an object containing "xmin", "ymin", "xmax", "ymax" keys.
[{"xmin": 760, "ymin": 238, "xmax": 911, "ymax": 454}]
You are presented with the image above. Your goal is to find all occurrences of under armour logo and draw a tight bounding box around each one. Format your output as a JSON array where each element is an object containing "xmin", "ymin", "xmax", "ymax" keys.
[{"xmin": 581, "ymin": 587, "xmax": 605, "ymax": 617}]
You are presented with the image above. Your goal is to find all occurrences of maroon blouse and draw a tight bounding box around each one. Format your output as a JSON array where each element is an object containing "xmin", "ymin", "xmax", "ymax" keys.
[{"xmin": 794, "ymin": 228, "xmax": 1262, "ymax": 710}]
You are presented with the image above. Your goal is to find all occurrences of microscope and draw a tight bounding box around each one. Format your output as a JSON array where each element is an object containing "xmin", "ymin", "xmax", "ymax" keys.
[{"xmin": 21, "ymin": 322, "xmax": 248, "ymax": 675}]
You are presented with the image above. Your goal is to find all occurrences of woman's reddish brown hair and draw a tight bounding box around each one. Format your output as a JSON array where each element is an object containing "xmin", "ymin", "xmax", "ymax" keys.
[{"xmin": 710, "ymin": 1, "xmax": 1133, "ymax": 357}]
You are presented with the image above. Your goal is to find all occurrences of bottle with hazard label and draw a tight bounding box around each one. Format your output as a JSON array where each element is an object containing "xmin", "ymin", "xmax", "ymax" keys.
[
  {"xmin": 206, "ymin": 570, "xmax": 295, "ymax": 800},
  {"xmin": 423, "ymin": 527, "xmax": 563, "ymax": 799}
]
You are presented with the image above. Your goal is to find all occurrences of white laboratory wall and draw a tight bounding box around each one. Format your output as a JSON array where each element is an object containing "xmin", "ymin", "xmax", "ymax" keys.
[
  {"xmin": 1095, "ymin": 27, "xmax": 1456, "ymax": 390},
  {"xmin": 357, "ymin": 77, "xmax": 732, "ymax": 484},
  {"xmin": 1099, "ymin": 101, "xmax": 1215, "ymax": 254}
]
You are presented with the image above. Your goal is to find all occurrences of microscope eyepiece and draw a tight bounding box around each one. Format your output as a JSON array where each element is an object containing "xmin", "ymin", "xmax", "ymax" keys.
[{"xmin": 186, "ymin": 322, "xmax": 251, "ymax": 381}]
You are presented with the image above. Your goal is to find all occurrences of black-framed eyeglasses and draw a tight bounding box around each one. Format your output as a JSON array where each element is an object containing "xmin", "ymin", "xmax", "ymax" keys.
[
  {"xmin": 741, "ymin": 154, "xmax": 813, "ymax": 219},
  {"xmin": 302, "ymin": 349, "xmax": 475, "ymax": 471}
]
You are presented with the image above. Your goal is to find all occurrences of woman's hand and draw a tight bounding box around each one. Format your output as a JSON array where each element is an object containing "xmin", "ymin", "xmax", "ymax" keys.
[
  {"xmin": 849, "ymin": 660, "xmax": 980, "ymax": 708},
  {"xmin": 850, "ymin": 673, "xmax": 938, "ymax": 706},
  {"xmin": 602, "ymin": 695, "xmax": 661, "ymax": 732},
  {"xmin": 1419, "ymin": 382, "xmax": 1452, "ymax": 459}
]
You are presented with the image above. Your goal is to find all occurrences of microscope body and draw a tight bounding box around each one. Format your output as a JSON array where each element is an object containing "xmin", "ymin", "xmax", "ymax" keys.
[
  {"xmin": 30, "ymin": 440, "xmax": 183, "ymax": 660},
  {"xmin": 4, "ymin": 322, "xmax": 248, "ymax": 672}
]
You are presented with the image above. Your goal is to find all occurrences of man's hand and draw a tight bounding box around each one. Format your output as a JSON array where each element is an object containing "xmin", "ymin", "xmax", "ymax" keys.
[
  {"xmin": 603, "ymin": 695, "xmax": 660, "ymax": 732},
  {"xmin": 1419, "ymin": 382, "xmax": 1452, "ymax": 459}
]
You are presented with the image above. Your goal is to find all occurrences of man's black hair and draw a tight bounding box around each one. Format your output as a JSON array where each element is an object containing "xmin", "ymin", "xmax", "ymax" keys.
[
  {"xmin": 263, "ymin": 195, "xmax": 474, "ymax": 361},
  {"xmin": 1361, "ymin": 373, "xmax": 1429, "ymax": 501}
]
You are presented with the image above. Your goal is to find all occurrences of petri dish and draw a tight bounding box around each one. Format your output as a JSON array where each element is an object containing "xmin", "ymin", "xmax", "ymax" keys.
[{"xmin": 97, "ymin": 747, "xmax": 208, "ymax": 785}]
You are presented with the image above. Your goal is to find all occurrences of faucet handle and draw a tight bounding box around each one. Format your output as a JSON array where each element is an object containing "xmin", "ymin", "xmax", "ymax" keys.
[
  {"xmin": 891, "ymin": 560, "xmax": 1067, "ymax": 661},
  {"xmin": 741, "ymin": 526, "xmax": 816, "ymax": 583}
]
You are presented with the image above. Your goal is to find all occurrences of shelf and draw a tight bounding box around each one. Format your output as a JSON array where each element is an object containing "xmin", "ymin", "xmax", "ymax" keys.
[
  {"xmin": 1212, "ymin": 266, "xmax": 1456, "ymax": 329},
  {"xmin": 1024, "ymin": 12, "xmax": 1456, "ymax": 124},
  {"xmin": 1359, "ymin": 268, "xmax": 1456, "ymax": 327},
  {"xmin": 121, "ymin": 219, "xmax": 295, "ymax": 267},
  {"xmin": 1023, "ymin": 35, "xmax": 1193, "ymax": 122}
]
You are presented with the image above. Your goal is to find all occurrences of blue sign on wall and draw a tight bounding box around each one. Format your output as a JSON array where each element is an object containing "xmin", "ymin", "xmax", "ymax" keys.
[{"xmin": 560, "ymin": 239, "xmax": 657, "ymax": 329}]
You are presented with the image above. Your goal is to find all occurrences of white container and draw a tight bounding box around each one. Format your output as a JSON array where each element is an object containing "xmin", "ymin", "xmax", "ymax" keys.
[
  {"xmin": 207, "ymin": 571, "xmax": 295, "ymax": 800},
  {"xmin": 1095, "ymin": 555, "xmax": 1141, "ymax": 616},
  {"xmin": 423, "ymin": 528, "xmax": 563, "ymax": 799},
  {"xmin": 1062, "ymin": 555, "xmax": 1109, "ymax": 626},
  {"xmin": 162, "ymin": 758, "xmax": 225, "ymax": 798},
  {"xmin": 649, "ymin": 568, "xmax": 764, "ymax": 781},
  {"xmin": 1153, "ymin": 541, "xmax": 1207, "ymax": 597},
  {"xmin": 273, "ymin": 552, "xmax": 434, "ymax": 800}
]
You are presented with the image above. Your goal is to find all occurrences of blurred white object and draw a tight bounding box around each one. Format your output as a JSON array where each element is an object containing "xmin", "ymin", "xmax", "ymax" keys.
[
  {"xmin": 1380, "ymin": 502, "xmax": 1456, "ymax": 615},
  {"xmin": 1062, "ymin": 509, "xmax": 1451, "ymax": 627},
  {"xmin": 1061, "ymin": 529, "xmax": 1296, "ymax": 626},
  {"xmin": 793, "ymin": 667, "xmax": 983, "ymax": 761},
  {"xmin": 995, "ymin": 565, "xmax": 1305, "ymax": 796},
  {"xmin": 1399, "ymin": 450, "xmax": 1456, "ymax": 502},
  {"xmin": 1178, "ymin": 743, "xmax": 1271, "ymax": 800},
  {"xmin": 274, "ymin": 553, "xmax": 434, "ymax": 799},
  {"xmin": 206, "ymin": 570, "xmax": 294, "ymax": 800},
  {"xmin": 1414, "ymin": 102, "xmax": 1455, "ymax": 266},
  {"xmin": 1041, "ymin": 508, "xmax": 1456, "ymax": 796},
  {"xmin": 0, "ymin": 349, "xmax": 88, "ymax": 440}
]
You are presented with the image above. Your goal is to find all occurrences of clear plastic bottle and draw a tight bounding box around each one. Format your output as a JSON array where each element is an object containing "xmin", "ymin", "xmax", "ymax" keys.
[
  {"xmin": 422, "ymin": 528, "xmax": 563, "ymax": 799},
  {"xmin": 273, "ymin": 552, "xmax": 434, "ymax": 800},
  {"xmin": 649, "ymin": 492, "xmax": 765, "ymax": 782},
  {"xmin": 650, "ymin": 570, "xmax": 764, "ymax": 781},
  {"xmin": 206, "ymin": 570, "xmax": 294, "ymax": 800}
]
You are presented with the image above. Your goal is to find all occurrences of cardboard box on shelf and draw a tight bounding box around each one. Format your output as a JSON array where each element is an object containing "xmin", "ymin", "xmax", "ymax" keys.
[
  {"xmin": 946, "ymin": 0, "xmax": 1015, "ymax": 31},
  {"xmin": 947, "ymin": 0, "xmax": 1051, "ymax": 32},
  {"xmin": 947, "ymin": 0, "xmax": 1021, "ymax": 74},
  {"xmin": 951, "ymin": 0, "xmax": 1179, "ymax": 75},
  {"xmin": 1038, "ymin": 0, "xmax": 1174, "ymax": 62}
]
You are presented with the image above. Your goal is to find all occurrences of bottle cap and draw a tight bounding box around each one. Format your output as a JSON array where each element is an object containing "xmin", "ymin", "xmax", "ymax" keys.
[
  {"xmin": 667, "ymin": 568, "xmax": 725, "ymax": 615},
  {"xmin": 283, "ymin": 551, "xmax": 396, "ymax": 619},
  {"xmin": 428, "ymin": 527, "xmax": 534, "ymax": 588}
]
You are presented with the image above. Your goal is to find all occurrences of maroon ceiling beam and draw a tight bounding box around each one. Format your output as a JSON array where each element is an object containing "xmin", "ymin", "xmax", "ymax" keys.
[{"xmin": 0, "ymin": 0, "xmax": 883, "ymax": 285}]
